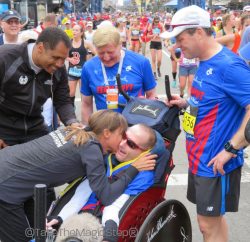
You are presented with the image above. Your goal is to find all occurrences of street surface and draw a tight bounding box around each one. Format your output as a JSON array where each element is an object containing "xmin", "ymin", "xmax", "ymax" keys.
[{"xmin": 73, "ymin": 46, "xmax": 250, "ymax": 242}]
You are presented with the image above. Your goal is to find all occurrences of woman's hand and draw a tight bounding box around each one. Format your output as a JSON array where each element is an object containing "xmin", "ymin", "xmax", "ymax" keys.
[
  {"xmin": 46, "ymin": 218, "xmax": 59, "ymax": 229},
  {"xmin": 68, "ymin": 57, "xmax": 79, "ymax": 65},
  {"xmin": 132, "ymin": 153, "xmax": 157, "ymax": 171}
]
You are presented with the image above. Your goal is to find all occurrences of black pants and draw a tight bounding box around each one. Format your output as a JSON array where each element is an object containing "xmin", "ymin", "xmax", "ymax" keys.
[
  {"xmin": 0, "ymin": 200, "xmax": 32, "ymax": 242},
  {"xmin": 24, "ymin": 188, "xmax": 56, "ymax": 228},
  {"xmin": 0, "ymin": 189, "xmax": 55, "ymax": 242}
]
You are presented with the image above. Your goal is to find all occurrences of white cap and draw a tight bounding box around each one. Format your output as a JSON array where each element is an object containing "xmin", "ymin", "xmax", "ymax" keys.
[
  {"xmin": 86, "ymin": 21, "xmax": 93, "ymax": 27},
  {"xmin": 97, "ymin": 20, "xmax": 113, "ymax": 29},
  {"xmin": 160, "ymin": 5, "xmax": 211, "ymax": 39},
  {"xmin": 243, "ymin": 5, "xmax": 250, "ymax": 12}
]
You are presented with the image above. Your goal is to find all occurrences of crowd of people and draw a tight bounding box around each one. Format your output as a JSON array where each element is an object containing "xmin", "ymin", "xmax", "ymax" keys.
[{"xmin": 0, "ymin": 4, "xmax": 250, "ymax": 242}]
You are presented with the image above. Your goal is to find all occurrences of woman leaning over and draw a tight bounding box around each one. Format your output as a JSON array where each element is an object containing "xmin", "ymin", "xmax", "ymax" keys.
[{"xmin": 0, "ymin": 110, "xmax": 157, "ymax": 242}]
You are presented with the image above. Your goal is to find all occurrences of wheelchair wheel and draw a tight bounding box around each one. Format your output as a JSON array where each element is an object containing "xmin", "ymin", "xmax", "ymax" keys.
[{"xmin": 135, "ymin": 199, "xmax": 192, "ymax": 242}]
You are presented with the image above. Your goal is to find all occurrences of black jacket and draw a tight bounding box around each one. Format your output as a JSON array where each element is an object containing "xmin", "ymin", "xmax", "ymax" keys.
[{"xmin": 0, "ymin": 42, "xmax": 77, "ymax": 140}]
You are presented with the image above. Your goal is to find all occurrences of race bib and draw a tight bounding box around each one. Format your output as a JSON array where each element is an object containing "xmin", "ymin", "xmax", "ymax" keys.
[
  {"xmin": 182, "ymin": 105, "xmax": 198, "ymax": 135},
  {"xmin": 106, "ymin": 88, "xmax": 118, "ymax": 109},
  {"xmin": 68, "ymin": 66, "xmax": 82, "ymax": 78},
  {"xmin": 183, "ymin": 58, "xmax": 196, "ymax": 65},
  {"xmin": 153, "ymin": 28, "xmax": 160, "ymax": 35},
  {"xmin": 132, "ymin": 30, "xmax": 140, "ymax": 36}
]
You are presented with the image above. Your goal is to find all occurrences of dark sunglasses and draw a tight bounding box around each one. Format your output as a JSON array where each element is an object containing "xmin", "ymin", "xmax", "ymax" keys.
[{"xmin": 122, "ymin": 133, "xmax": 146, "ymax": 150}]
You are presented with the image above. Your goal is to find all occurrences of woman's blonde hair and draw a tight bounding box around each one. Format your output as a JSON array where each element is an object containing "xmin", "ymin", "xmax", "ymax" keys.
[
  {"xmin": 93, "ymin": 26, "xmax": 121, "ymax": 48},
  {"xmin": 65, "ymin": 110, "xmax": 128, "ymax": 146}
]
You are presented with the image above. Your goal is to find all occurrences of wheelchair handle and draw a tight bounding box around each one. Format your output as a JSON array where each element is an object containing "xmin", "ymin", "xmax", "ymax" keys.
[
  {"xmin": 116, "ymin": 74, "xmax": 130, "ymax": 102},
  {"xmin": 165, "ymin": 75, "xmax": 172, "ymax": 101}
]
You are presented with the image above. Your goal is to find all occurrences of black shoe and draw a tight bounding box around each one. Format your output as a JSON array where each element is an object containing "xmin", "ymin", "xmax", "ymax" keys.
[
  {"xmin": 157, "ymin": 68, "xmax": 161, "ymax": 77},
  {"xmin": 154, "ymin": 72, "xmax": 158, "ymax": 80}
]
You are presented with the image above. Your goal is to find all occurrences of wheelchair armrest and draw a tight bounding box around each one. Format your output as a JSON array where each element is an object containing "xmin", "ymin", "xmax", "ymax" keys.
[{"xmin": 118, "ymin": 187, "xmax": 165, "ymax": 242}]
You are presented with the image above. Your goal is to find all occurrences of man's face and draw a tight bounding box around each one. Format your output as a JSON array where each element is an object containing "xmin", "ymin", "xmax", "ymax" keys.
[
  {"xmin": 1, "ymin": 18, "xmax": 20, "ymax": 36},
  {"xmin": 116, "ymin": 129, "xmax": 147, "ymax": 162},
  {"xmin": 175, "ymin": 29, "xmax": 199, "ymax": 59},
  {"xmin": 96, "ymin": 43, "xmax": 122, "ymax": 67},
  {"xmin": 36, "ymin": 41, "xmax": 69, "ymax": 74}
]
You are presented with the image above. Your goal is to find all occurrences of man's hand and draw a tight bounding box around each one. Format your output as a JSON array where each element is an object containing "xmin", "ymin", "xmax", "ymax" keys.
[
  {"xmin": 207, "ymin": 150, "xmax": 236, "ymax": 175},
  {"xmin": 132, "ymin": 153, "xmax": 157, "ymax": 171},
  {"xmin": 0, "ymin": 139, "xmax": 8, "ymax": 149},
  {"xmin": 165, "ymin": 94, "xmax": 188, "ymax": 108}
]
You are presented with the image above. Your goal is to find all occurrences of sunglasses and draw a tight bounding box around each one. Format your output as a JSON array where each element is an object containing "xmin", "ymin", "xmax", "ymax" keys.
[
  {"xmin": 4, "ymin": 19, "xmax": 20, "ymax": 25},
  {"xmin": 122, "ymin": 133, "xmax": 146, "ymax": 150}
]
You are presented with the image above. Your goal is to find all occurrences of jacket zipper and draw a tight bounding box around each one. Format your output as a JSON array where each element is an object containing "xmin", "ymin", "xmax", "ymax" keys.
[{"xmin": 24, "ymin": 75, "xmax": 36, "ymax": 135}]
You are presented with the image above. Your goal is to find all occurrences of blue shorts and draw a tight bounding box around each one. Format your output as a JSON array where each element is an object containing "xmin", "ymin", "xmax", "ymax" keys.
[{"xmin": 179, "ymin": 65, "xmax": 197, "ymax": 77}]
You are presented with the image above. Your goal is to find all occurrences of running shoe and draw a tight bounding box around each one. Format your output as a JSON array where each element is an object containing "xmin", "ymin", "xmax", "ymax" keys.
[
  {"xmin": 157, "ymin": 68, "xmax": 161, "ymax": 77},
  {"xmin": 154, "ymin": 72, "xmax": 158, "ymax": 80},
  {"xmin": 171, "ymin": 80, "xmax": 177, "ymax": 88}
]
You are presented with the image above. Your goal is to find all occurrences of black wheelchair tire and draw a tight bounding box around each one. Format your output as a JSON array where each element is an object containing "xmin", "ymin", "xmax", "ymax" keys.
[{"xmin": 135, "ymin": 199, "xmax": 192, "ymax": 242}]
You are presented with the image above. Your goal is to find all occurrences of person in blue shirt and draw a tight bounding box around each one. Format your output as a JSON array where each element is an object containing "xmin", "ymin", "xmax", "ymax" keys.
[
  {"xmin": 161, "ymin": 5, "xmax": 250, "ymax": 242},
  {"xmin": 80, "ymin": 25, "xmax": 157, "ymax": 125}
]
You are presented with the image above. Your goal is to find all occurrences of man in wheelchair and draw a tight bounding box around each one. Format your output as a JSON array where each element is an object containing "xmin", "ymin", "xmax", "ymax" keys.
[{"xmin": 47, "ymin": 124, "xmax": 170, "ymax": 242}]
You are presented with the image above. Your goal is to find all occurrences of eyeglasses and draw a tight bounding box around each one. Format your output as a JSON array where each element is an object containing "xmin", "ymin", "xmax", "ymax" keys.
[
  {"xmin": 122, "ymin": 133, "xmax": 146, "ymax": 150},
  {"xmin": 4, "ymin": 19, "xmax": 20, "ymax": 25}
]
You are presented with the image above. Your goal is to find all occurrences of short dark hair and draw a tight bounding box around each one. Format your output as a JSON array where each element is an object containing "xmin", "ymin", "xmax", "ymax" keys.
[
  {"xmin": 186, "ymin": 27, "xmax": 214, "ymax": 36},
  {"xmin": 36, "ymin": 27, "xmax": 71, "ymax": 50}
]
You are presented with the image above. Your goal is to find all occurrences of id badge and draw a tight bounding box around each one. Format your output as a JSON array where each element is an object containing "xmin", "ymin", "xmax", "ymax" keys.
[
  {"xmin": 106, "ymin": 88, "xmax": 118, "ymax": 109},
  {"xmin": 182, "ymin": 105, "xmax": 198, "ymax": 135}
]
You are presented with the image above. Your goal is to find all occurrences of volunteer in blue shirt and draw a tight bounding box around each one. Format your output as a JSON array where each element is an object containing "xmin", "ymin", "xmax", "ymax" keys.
[{"xmin": 80, "ymin": 25, "xmax": 156, "ymax": 124}]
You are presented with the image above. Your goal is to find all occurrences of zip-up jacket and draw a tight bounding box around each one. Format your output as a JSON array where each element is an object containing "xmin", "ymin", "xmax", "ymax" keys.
[
  {"xmin": 0, "ymin": 129, "xmax": 138, "ymax": 205},
  {"xmin": 0, "ymin": 42, "xmax": 77, "ymax": 139}
]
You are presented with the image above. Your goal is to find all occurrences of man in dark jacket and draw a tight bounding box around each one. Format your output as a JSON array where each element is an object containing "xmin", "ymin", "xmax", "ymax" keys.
[
  {"xmin": 0, "ymin": 27, "xmax": 78, "ymax": 148},
  {"xmin": 0, "ymin": 26, "xmax": 79, "ymax": 228}
]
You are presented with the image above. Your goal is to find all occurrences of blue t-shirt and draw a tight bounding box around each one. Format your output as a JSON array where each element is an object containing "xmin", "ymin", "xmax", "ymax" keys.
[
  {"xmin": 81, "ymin": 50, "xmax": 156, "ymax": 112},
  {"xmin": 83, "ymin": 154, "xmax": 154, "ymax": 208},
  {"xmin": 106, "ymin": 155, "xmax": 154, "ymax": 195},
  {"xmin": 187, "ymin": 47, "xmax": 250, "ymax": 177}
]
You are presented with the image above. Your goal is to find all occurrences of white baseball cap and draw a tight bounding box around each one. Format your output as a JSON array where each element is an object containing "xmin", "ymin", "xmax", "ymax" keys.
[
  {"xmin": 97, "ymin": 20, "xmax": 113, "ymax": 29},
  {"xmin": 243, "ymin": 5, "xmax": 250, "ymax": 12},
  {"xmin": 86, "ymin": 21, "xmax": 93, "ymax": 27},
  {"xmin": 160, "ymin": 5, "xmax": 211, "ymax": 39}
]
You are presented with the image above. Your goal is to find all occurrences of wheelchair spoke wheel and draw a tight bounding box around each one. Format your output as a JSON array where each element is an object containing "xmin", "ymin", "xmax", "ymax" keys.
[{"xmin": 135, "ymin": 199, "xmax": 192, "ymax": 242}]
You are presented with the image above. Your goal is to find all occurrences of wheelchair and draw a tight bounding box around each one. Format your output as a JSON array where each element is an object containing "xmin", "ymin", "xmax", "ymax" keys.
[{"xmin": 41, "ymin": 75, "xmax": 192, "ymax": 242}]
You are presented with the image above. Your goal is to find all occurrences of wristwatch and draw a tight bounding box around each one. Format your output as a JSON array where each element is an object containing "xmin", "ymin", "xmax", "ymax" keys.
[{"xmin": 224, "ymin": 141, "xmax": 239, "ymax": 155}]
